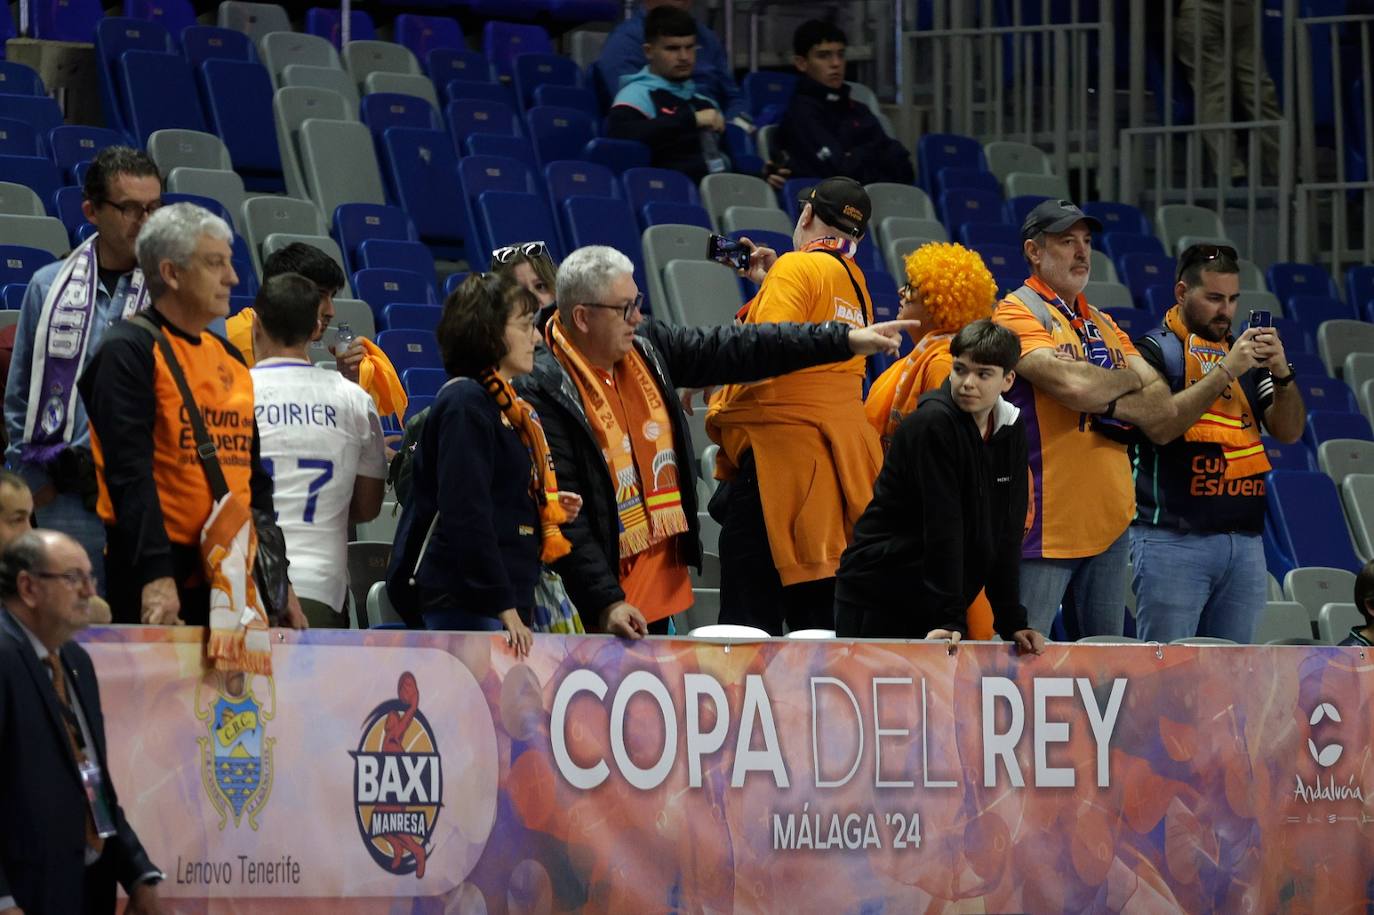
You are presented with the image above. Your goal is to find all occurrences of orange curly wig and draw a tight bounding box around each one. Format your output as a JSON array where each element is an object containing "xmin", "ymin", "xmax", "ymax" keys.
[{"xmin": 903, "ymin": 242, "xmax": 998, "ymax": 333}]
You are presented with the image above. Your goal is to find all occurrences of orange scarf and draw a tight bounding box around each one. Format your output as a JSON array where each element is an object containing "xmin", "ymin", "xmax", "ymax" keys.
[
  {"xmin": 864, "ymin": 331, "xmax": 956, "ymax": 449},
  {"xmin": 478, "ymin": 368, "xmax": 571, "ymax": 563},
  {"xmin": 1163, "ymin": 305, "xmax": 1270, "ymax": 479},
  {"xmin": 547, "ymin": 316, "xmax": 687, "ymax": 557}
]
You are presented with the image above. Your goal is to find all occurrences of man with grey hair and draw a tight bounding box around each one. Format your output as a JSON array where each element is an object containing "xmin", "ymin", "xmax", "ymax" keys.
[
  {"xmin": 515, "ymin": 244, "xmax": 911, "ymax": 636},
  {"xmin": 79, "ymin": 203, "xmax": 301, "ymax": 629},
  {"xmin": 5, "ymin": 145, "xmax": 162, "ymax": 594}
]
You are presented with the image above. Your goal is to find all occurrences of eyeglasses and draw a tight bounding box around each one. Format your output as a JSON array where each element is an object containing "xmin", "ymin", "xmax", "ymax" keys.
[
  {"xmin": 1176, "ymin": 243, "xmax": 1238, "ymax": 281},
  {"xmin": 32, "ymin": 569, "xmax": 96, "ymax": 590},
  {"xmin": 100, "ymin": 198, "xmax": 163, "ymax": 221},
  {"xmin": 898, "ymin": 282, "xmax": 914, "ymax": 299},
  {"xmin": 578, "ymin": 292, "xmax": 643, "ymax": 322},
  {"xmin": 491, "ymin": 241, "xmax": 550, "ymax": 268}
]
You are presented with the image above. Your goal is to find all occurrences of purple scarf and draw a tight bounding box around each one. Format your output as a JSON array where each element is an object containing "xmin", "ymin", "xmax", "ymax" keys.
[{"xmin": 21, "ymin": 234, "xmax": 148, "ymax": 464}]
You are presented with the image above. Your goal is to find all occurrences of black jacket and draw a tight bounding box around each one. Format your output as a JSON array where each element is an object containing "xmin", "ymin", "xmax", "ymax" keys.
[
  {"xmin": 774, "ymin": 77, "xmax": 915, "ymax": 185},
  {"xmin": 515, "ymin": 317, "xmax": 855, "ymax": 622},
  {"xmin": 835, "ymin": 386, "xmax": 1029, "ymax": 639},
  {"xmin": 0, "ymin": 610, "xmax": 158, "ymax": 914},
  {"xmin": 607, "ymin": 83, "xmax": 719, "ymax": 182}
]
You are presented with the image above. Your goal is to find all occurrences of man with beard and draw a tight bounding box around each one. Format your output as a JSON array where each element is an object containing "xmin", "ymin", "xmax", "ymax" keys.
[{"xmin": 1128, "ymin": 243, "xmax": 1305, "ymax": 642}]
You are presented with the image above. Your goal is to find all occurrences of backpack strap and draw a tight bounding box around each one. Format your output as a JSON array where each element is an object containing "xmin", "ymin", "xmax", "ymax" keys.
[
  {"xmin": 1009, "ymin": 284, "xmax": 1055, "ymax": 332},
  {"xmin": 1140, "ymin": 328, "xmax": 1187, "ymax": 392},
  {"xmin": 815, "ymin": 248, "xmax": 870, "ymax": 324}
]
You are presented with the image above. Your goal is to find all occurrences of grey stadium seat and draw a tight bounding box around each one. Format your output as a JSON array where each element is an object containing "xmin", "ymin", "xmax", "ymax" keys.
[
  {"xmin": 0, "ymin": 182, "xmax": 44, "ymax": 217},
  {"xmin": 642, "ymin": 223, "xmax": 711, "ymax": 326},
  {"xmin": 1318, "ymin": 439, "xmax": 1374, "ymax": 486},
  {"xmin": 281, "ymin": 64, "xmax": 359, "ymax": 119},
  {"xmin": 147, "ymin": 128, "xmax": 233, "ymax": 173},
  {"xmin": 867, "ymin": 183, "xmax": 938, "ymax": 237},
  {"xmin": 298, "ymin": 118, "xmax": 386, "ymax": 224},
  {"xmin": 1254, "ymin": 601, "xmax": 1315, "ymax": 643},
  {"xmin": 1344, "ymin": 353, "xmax": 1374, "ymax": 401},
  {"xmin": 363, "ymin": 72, "xmax": 439, "ymax": 109},
  {"xmin": 1236, "ymin": 258, "xmax": 1265, "ymax": 290},
  {"xmin": 0, "ymin": 215, "xmax": 72, "ymax": 257},
  {"xmin": 755, "ymin": 124, "xmax": 777, "ymax": 163},
  {"xmin": 699, "ymin": 173, "xmax": 776, "ymax": 232},
  {"xmin": 720, "ymin": 205, "xmax": 792, "ymax": 237},
  {"xmin": 347, "ymin": 541, "xmax": 391, "ymax": 623},
  {"xmin": 847, "ymin": 81, "xmax": 895, "ymax": 136},
  {"xmin": 1155, "ymin": 203, "xmax": 1225, "ymax": 253},
  {"xmin": 167, "ymin": 167, "xmax": 246, "ymax": 232},
  {"xmin": 273, "ymin": 85, "xmax": 352, "ymax": 201},
  {"xmin": 1083, "ymin": 281, "xmax": 1135, "ymax": 311},
  {"xmin": 1231, "ymin": 290, "xmax": 1283, "ymax": 335},
  {"xmin": 1318, "ymin": 602, "xmax": 1363, "ymax": 644},
  {"xmin": 343, "ymin": 40, "xmax": 421, "ymax": 92},
  {"xmin": 260, "ymin": 31, "xmax": 341, "ymax": 85},
  {"xmin": 984, "ymin": 140, "xmax": 1051, "ymax": 183},
  {"xmin": 217, "ymin": 1, "xmax": 291, "ymax": 44},
  {"xmin": 885, "ymin": 234, "xmax": 943, "ymax": 279},
  {"xmin": 1006, "ymin": 171, "xmax": 1070, "ymax": 200},
  {"xmin": 366, "ymin": 580, "xmax": 403, "ymax": 627},
  {"xmin": 1090, "ymin": 250, "xmax": 1118, "ymax": 284},
  {"xmin": 662, "ymin": 260, "xmax": 743, "ymax": 327},
  {"xmin": 261, "ymin": 233, "xmax": 352, "ymax": 295},
  {"xmin": 1341, "ymin": 474, "xmax": 1374, "ymax": 560},
  {"xmin": 241, "ymin": 194, "xmax": 325, "ymax": 273},
  {"xmin": 1319, "ymin": 320, "xmax": 1374, "ymax": 379},
  {"xmin": 1284, "ymin": 566, "xmax": 1357, "ymax": 623}
]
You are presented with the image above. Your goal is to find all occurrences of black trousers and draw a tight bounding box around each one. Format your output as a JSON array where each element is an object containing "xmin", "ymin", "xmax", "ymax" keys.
[{"xmin": 713, "ymin": 451, "xmax": 835, "ymax": 635}]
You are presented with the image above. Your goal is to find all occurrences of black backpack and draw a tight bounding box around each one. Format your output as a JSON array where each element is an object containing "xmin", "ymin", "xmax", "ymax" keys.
[{"xmin": 386, "ymin": 406, "xmax": 429, "ymax": 507}]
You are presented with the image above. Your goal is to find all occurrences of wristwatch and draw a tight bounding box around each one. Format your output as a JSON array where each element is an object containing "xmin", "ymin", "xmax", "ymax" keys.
[{"xmin": 1273, "ymin": 363, "xmax": 1297, "ymax": 387}]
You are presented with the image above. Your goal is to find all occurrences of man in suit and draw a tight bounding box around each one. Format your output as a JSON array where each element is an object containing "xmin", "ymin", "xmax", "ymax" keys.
[{"xmin": 0, "ymin": 529, "xmax": 164, "ymax": 914}]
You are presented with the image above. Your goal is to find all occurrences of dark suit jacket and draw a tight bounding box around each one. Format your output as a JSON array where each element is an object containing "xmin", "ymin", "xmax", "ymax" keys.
[{"xmin": 0, "ymin": 608, "xmax": 157, "ymax": 914}]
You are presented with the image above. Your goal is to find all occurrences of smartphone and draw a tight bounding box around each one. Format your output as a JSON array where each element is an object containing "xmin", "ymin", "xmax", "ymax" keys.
[
  {"xmin": 1248, "ymin": 310, "xmax": 1273, "ymax": 329},
  {"xmin": 707, "ymin": 233, "xmax": 751, "ymax": 272}
]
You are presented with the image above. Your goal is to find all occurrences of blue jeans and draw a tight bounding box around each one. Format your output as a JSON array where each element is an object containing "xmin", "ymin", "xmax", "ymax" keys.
[
  {"xmin": 419, "ymin": 588, "xmax": 510, "ymax": 632},
  {"xmin": 34, "ymin": 492, "xmax": 106, "ymax": 595},
  {"xmin": 1129, "ymin": 525, "xmax": 1266, "ymax": 643},
  {"xmin": 1021, "ymin": 529, "xmax": 1130, "ymax": 637}
]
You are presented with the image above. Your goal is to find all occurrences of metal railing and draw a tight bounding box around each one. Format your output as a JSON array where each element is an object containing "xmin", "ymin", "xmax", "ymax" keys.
[{"xmin": 897, "ymin": 0, "xmax": 1115, "ymax": 202}]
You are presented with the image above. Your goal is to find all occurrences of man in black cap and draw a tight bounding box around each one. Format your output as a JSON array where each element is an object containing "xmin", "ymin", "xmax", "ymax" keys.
[
  {"xmin": 992, "ymin": 199, "xmax": 1175, "ymax": 639},
  {"xmin": 706, "ymin": 177, "xmax": 885, "ymax": 634}
]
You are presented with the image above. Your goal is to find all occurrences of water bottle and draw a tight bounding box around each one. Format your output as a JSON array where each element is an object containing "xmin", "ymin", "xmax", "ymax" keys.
[
  {"xmin": 334, "ymin": 321, "xmax": 356, "ymax": 357},
  {"xmin": 700, "ymin": 128, "xmax": 728, "ymax": 175}
]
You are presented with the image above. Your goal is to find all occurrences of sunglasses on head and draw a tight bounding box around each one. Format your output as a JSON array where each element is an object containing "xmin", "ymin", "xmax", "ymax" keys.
[
  {"xmin": 491, "ymin": 241, "xmax": 550, "ymax": 269},
  {"xmin": 1176, "ymin": 243, "xmax": 1238, "ymax": 281}
]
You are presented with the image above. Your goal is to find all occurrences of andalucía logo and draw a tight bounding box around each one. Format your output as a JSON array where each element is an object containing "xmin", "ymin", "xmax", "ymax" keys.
[
  {"xmin": 195, "ymin": 670, "xmax": 275, "ymax": 830},
  {"xmin": 351, "ymin": 672, "xmax": 443, "ymax": 878}
]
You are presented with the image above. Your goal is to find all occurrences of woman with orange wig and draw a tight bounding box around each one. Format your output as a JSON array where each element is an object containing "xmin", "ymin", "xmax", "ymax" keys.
[{"xmin": 865, "ymin": 242, "xmax": 999, "ymax": 451}]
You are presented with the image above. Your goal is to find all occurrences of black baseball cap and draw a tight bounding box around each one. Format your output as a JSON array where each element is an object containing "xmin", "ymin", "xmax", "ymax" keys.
[
  {"xmin": 1020, "ymin": 198, "xmax": 1103, "ymax": 242},
  {"xmin": 798, "ymin": 177, "xmax": 871, "ymax": 240}
]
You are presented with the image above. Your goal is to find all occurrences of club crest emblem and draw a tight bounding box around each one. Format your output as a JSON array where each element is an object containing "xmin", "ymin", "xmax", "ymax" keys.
[{"xmin": 195, "ymin": 669, "xmax": 275, "ymax": 830}]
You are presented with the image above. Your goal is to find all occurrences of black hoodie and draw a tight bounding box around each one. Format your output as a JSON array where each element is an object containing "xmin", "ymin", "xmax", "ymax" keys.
[
  {"xmin": 835, "ymin": 384, "xmax": 1029, "ymax": 639},
  {"xmin": 774, "ymin": 76, "xmax": 915, "ymax": 184}
]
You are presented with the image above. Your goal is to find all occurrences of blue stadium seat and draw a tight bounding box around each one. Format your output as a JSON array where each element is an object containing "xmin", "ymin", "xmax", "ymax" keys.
[
  {"xmin": 181, "ymin": 26, "xmax": 256, "ymax": 66},
  {"xmin": 1345, "ymin": 265, "xmax": 1374, "ymax": 318},
  {"xmin": 446, "ymin": 98, "xmax": 521, "ymax": 151},
  {"xmin": 361, "ymin": 93, "xmax": 442, "ymax": 136},
  {"xmin": 1102, "ymin": 306, "xmax": 1154, "ymax": 340},
  {"xmin": 398, "ymin": 15, "xmax": 465, "ymax": 66},
  {"xmin": 545, "ymin": 159, "xmax": 619, "ymax": 227},
  {"xmin": 404, "ymin": 394, "xmax": 434, "ymax": 423},
  {"xmin": 464, "ymin": 134, "xmax": 539, "ymax": 174},
  {"xmin": 1144, "ymin": 284, "xmax": 1176, "ymax": 315},
  {"xmin": 229, "ymin": 295, "xmax": 254, "ymax": 316},
  {"xmin": 1269, "ymin": 315, "xmax": 1311, "ymax": 353},
  {"xmin": 779, "ymin": 176, "xmax": 819, "ymax": 222},
  {"xmin": 2, "ymin": 284, "xmax": 28, "ymax": 309},
  {"xmin": 379, "ymin": 127, "xmax": 466, "ymax": 258},
  {"xmin": 514, "ymin": 53, "xmax": 582, "ymax": 111},
  {"xmin": 305, "ymin": 7, "xmax": 377, "ymax": 47},
  {"xmin": 161, "ymin": 191, "xmax": 232, "ymax": 228},
  {"xmin": 48, "ymin": 126, "xmax": 130, "ymax": 184},
  {"xmin": 33, "ymin": 0, "xmax": 104, "ymax": 41},
  {"xmin": 741, "ymin": 71, "xmax": 797, "ymax": 122},
  {"xmin": 430, "ymin": 51, "xmax": 494, "ymax": 90},
  {"xmin": 0, "ymin": 157, "xmax": 61, "ymax": 216},
  {"xmin": 52, "ymin": 187, "xmax": 86, "ymax": 243},
  {"xmin": 457, "ymin": 154, "xmax": 540, "ymax": 267},
  {"xmin": 1117, "ymin": 253, "xmax": 1177, "ymax": 306},
  {"xmin": 1285, "ymin": 294, "xmax": 1356, "ymax": 328},
  {"xmin": 854, "ymin": 240, "xmax": 886, "ymax": 281},
  {"xmin": 403, "ymin": 367, "xmax": 446, "ymax": 397},
  {"xmin": 377, "ymin": 329, "xmax": 442, "ymax": 376},
  {"xmin": 728, "ymin": 228, "xmax": 791, "ymax": 255},
  {"xmin": 198, "ymin": 59, "xmax": 282, "ymax": 193},
  {"xmin": 0, "ymin": 245, "xmax": 55, "ymax": 287},
  {"xmin": 95, "ymin": 18, "xmax": 171, "ymax": 137},
  {"xmin": 1004, "ymin": 194, "xmax": 1051, "ymax": 227},
  {"xmin": 624, "ymin": 166, "xmax": 698, "ymax": 210},
  {"xmin": 353, "ymin": 267, "xmax": 437, "ymax": 314},
  {"xmin": 1287, "ymin": 351, "xmax": 1330, "ymax": 380},
  {"xmin": 1262, "ymin": 435, "xmax": 1316, "ymax": 472},
  {"xmin": 918, "ymin": 133, "xmax": 987, "ymax": 195},
  {"xmin": 545, "ymin": 0, "xmax": 620, "ymax": 20},
  {"xmin": 562, "ymin": 195, "xmax": 645, "ymax": 296},
  {"xmin": 120, "ymin": 50, "xmax": 207, "ymax": 144},
  {"xmin": 334, "ymin": 203, "xmax": 417, "ymax": 277},
  {"xmin": 1082, "ymin": 200, "xmax": 1152, "ymax": 237},
  {"xmin": 1267, "ymin": 261, "xmax": 1340, "ymax": 303},
  {"xmin": 936, "ymin": 166, "xmax": 1001, "ymax": 197},
  {"xmin": 1266, "ymin": 469, "xmax": 1364, "ymax": 573},
  {"xmin": 525, "ymin": 106, "xmax": 597, "ymax": 168},
  {"xmin": 382, "ymin": 302, "xmax": 442, "ymax": 333},
  {"xmin": 0, "ymin": 119, "xmax": 39, "ymax": 157},
  {"xmin": 973, "ymin": 243, "xmax": 1021, "ymax": 279},
  {"xmin": 358, "ymin": 239, "xmax": 437, "ymax": 285},
  {"xmin": 938, "ymin": 188, "xmax": 1006, "ymax": 236},
  {"xmin": 444, "ymin": 78, "xmax": 518, "ymax": 109},
  {"xmin": 1101, "ymin": 232, "xmax": 1166, "ymax": 262},
  {"xmin": 960, "ymin": 222, "xmax": 1020, "ymax": 249},
  {"xmin": 0, "ymin": 97, "xmax": 63, "ymax": 152},
  {"xmin": 124, "ymin": 0, "xmax": 197, "ymax": 40},
  {"xmin": 478, "ymin": 191, "xmax": 564, "ymax": 265},
  {"xmin": 723, "ymin": 123, "xmax": 763, "ymax": 176},
  {"xmin": 443, "ymin": 272, "xmax": 470, "ymax": 297},
  {"xmin": 639, "ymin": 201, "xmax": 711, "ymax": 230},
  {"xmin": 1295, "ymin": 375, "xmax": 1360, "ymax": 415},
  {"xmin": 1306, "ymin": 410, "xmax": 1373, "ymax": 450},
  {"xmin": 482, "ymin": 22, "xmax": 554, "ymax": 81},
  {"xmin": 582, "ymin": 138, "xmax": 650, "ymax": 176},
  {"xmin": 0, "ymin": 61, "xmax": 43, "ymax": 96},
  {"xmin": 533, "ymin": 84, "xmax": 598, "ymax": 119}
]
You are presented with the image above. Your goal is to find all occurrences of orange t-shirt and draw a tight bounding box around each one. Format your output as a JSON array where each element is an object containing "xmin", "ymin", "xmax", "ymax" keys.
[
  {"xmin": 993, "ymin": 277, "xmax": 1139, "ymax": 560},
  {"xmin": 863, "ymin": 332, "xmax": 955, "ymax": 449}
]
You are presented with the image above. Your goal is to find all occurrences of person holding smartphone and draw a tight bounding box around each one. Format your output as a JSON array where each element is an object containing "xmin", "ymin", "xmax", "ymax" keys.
[{"xmin": 1128, "ymin": 243, "xmax": 1306, "ymax": 642}]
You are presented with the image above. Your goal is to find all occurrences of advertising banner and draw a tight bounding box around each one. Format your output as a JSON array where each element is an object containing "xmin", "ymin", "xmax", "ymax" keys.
[{"xmin": 82, "ymin": 627, "xmax": 1374, "ymax": 912}]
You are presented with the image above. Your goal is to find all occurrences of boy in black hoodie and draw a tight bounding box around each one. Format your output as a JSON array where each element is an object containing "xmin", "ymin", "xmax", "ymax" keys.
[
  {"xmin": 835, "ymin": 320, "xmax": 1044, "ymax": 654},
  {"xmin": 773, "ymin": 20, "xmax": 915, "ymax": 185}
]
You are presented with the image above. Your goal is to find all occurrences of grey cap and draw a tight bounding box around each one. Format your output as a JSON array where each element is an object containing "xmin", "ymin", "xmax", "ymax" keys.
[{"xmin": 1020, "ymin": 198, "xmax": 1103, "ymax": 241}]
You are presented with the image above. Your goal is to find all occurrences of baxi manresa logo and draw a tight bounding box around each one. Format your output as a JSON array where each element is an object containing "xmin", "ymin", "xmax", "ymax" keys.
[
  {"xmin": 351, "ymin": 672, "xmax": 443, "ymax": 878},
  {"xmin": 1307, "ymin": 701, "xmax": 1344, "ymax": 768}
]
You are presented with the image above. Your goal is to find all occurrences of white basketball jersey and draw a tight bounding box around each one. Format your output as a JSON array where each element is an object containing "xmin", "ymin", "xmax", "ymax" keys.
[{"xmin": 252, "ymin": 358, "xmax": 387, "ymax": 610}]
